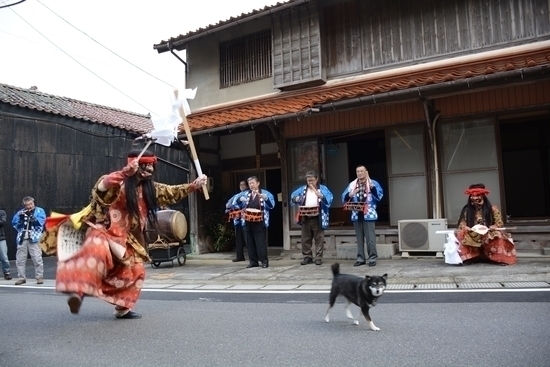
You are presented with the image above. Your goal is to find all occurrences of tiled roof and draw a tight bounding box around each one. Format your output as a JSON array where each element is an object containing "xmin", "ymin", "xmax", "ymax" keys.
[
  {"xmin": 0, "ymin": 83, "xmax": 153, "ymax": 134},
  {"xmin": 154, "ymin": 0, "xmax": 298, "ymax": 52},
  {"xmin": 185, "ymin": 44, "xmax": 550, "ymax": 133}
]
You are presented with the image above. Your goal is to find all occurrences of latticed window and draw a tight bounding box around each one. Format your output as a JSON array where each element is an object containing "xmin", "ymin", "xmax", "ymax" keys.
[{"xmin": 220, "ymin": 29, "xmax": 272, "ymax": 88}]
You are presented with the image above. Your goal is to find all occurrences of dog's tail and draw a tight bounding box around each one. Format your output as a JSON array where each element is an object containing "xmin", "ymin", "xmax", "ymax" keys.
[{"xmin": 331, "ymin": 263, "xmax": 340, "ymax": 276}]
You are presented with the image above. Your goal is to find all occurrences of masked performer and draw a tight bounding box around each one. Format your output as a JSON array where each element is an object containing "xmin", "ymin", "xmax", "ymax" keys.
[
  {"xmin": 42, "ymin": 149, "xmax": 207, "ymax": 319},
  {"xmin": 290, "ymin": 171, "xmax": 333, "ymax": 266},
  {"xmin": 456, "ymin": 183, "xmax": 516, "ymax": 265}
]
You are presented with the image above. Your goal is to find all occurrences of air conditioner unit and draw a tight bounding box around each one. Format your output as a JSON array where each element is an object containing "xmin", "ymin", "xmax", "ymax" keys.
[{"xmin": 398, "ymin": 219, "xmax": 447, "ymax": 257}]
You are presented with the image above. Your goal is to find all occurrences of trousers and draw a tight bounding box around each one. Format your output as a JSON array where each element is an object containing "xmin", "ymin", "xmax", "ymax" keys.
[
  {"xmin": 0, "ymin": 239, "xmax": 11, "ymax": 274},
  {"xmin": 16, "ymin": 239, "xmax": 44, "ymax": 280},
  {"xmin": 300, "ymin": 216, "xmax": 325, "ymax": 260},
  {"xmin": 353, "ymin": 220, "xmax": 377, "ymax": 263}
]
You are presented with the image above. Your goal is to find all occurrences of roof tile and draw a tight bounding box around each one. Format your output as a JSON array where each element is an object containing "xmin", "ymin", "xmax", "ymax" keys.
[{"xmin": 0, "ymin": 84, "xmax": 153, "ymax": 134}]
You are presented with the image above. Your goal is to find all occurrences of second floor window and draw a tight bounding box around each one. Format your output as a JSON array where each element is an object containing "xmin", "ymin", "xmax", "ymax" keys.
[{"xmin": 220, "ymin": 29, "xmax": 272, "ymax": 88}]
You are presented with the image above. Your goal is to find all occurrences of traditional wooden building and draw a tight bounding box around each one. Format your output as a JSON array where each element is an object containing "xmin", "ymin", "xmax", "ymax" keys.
[
  {"xmin": 154, "ymin": 0, "xmax": 550, "ymax": 256},
  {"xmin": 0, "ymin": 83, "xmax": 191, "ymax": 258}
]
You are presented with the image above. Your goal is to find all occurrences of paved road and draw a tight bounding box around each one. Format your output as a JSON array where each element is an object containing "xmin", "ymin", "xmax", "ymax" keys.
[{"xmin": 1, "ymin": 286, "xmax": 549, "ymax": 367}]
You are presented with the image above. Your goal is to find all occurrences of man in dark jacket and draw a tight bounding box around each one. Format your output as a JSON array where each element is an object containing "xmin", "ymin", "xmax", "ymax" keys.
[{"xmin": 0, "ymin": 209, "xmax": 12, "ymax": 280}]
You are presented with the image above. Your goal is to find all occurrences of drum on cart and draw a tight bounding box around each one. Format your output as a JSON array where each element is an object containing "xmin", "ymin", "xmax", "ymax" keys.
[{"xmin": 145, "ymin": 209, "xmax": 187, "ymax": 244}]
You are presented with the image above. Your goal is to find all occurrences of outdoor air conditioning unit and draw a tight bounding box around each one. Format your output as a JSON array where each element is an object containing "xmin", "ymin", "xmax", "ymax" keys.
[{"xmin": 398, "ymin": 219, "xmax": 447, "ymax": 257}]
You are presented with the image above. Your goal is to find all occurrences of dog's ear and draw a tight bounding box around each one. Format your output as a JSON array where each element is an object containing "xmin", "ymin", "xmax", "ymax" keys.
[
  {"xmin": 382, "ymin": 273, "xmax": 388, "ymax": 280},
  {"xmin": 365, "ymin": 275, "xmax": 371, "ymax": 281}
]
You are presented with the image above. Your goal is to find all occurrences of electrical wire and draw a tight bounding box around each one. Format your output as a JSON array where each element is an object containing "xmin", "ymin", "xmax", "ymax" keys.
[
  {"xmin": 0, "ymin": 0, "xmax": 26, "ymax": 9},
  {"xmin": 6, "ymin": 4, "xmax": 159, "ymax": 115},
  {"xmin": 36, "ymin": 0, "xmax": 176, "ymax": 90}
]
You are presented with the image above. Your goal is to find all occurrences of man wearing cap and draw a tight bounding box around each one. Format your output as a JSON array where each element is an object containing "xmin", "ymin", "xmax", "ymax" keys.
[{"xmin": 52, "ymin": 149, "xmax": 207, "ymax": 319}]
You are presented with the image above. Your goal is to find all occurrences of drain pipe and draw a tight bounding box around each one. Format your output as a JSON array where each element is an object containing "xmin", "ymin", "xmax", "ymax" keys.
[
  {"xmin": 168, "ymin": 42, "xmax": 187, "ymax": 88},
  {"xmin": 432, "ymin": 112, "xmax": 442, "ymax": 219}
]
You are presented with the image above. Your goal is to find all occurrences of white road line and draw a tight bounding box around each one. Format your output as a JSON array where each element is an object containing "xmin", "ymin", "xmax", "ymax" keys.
[{"xmin": 1, "ymin": 284, "xmax": 550, "ymax": 294}]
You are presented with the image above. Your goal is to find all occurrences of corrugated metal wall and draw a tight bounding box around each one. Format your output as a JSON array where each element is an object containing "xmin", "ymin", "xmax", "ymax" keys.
[
  {"xmin": 283, "ymin": 81, "xmax": 550, "ymax": 138},
  {"xmin": 0, "ymin": 107, "xmax": 190, "ymax": 259}
]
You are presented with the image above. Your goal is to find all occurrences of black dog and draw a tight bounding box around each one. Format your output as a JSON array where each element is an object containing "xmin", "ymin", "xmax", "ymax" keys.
[{"xmin": 325, "ymin": 263, "xmax": 388, "ymax": 331}]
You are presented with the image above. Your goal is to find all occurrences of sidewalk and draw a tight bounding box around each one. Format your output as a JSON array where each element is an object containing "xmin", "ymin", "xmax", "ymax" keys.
[{"xmin": 7, "ymin": 250, "xmax": 550, "ymax": 291}]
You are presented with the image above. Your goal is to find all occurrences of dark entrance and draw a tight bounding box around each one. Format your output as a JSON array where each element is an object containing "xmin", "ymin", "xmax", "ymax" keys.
[
  {"xmin": 345, "ymin": 129, "xmax": 389, "ymax": 224},
  {"xmin": 266, "ymin": 169, "xmax": 283, "ymax": 247},
  {"xmin": 500, "ymin": 119, "xmax": 550, "ymax": 220}
]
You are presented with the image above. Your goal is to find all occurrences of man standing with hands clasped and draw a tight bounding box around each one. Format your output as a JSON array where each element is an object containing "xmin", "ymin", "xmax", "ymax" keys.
[
  {"xmin": 342, "ymin": 165, "xmax": 383, "ymax": 267},
  {"xmin": 291, "ymin": 171, "xmax": 333, "ymax": 266}
]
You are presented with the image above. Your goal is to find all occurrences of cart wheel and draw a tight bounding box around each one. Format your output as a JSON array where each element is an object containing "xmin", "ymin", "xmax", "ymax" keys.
[
  {"xmin": 177, "ymin": 247, "xmax": 186, "ymax": 266},
  {"xmin": 151, "ymin": 262, "xmax": 161, "ymax": 268}
]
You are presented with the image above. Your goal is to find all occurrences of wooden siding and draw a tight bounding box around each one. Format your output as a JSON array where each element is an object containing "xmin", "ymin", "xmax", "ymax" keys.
[
  {"xmin": 283, "ymin": 81, "xmax": 550, "ymax": 138},
  {"xmin": 324, "ymin": 0, "xmax": 362, "ymax": 76},
  {"xmin": 320, "ymin": 0, "xmax": 550, "ymax": 78},
  {"xmin": 283, "ymin": 101, "xmax": 425, "ymax": 137},
  {"xmin": 0, "ymin": 108, "xmax": 191, "ymax": 258},
  {"xmin": 272, "ymin": 0, "xmax": 325, "ymax": 89},
  {"xmin": 436, "ymin": 80, "xmax": 550, "ymax": 118}
]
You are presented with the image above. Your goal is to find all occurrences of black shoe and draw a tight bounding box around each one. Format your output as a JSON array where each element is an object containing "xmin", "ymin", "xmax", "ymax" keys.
[
  {"xmin": 315, "ymin": 259, "xmax": 322, "ymax": 265},
  {"xmin": 3, "ymin": 273, "xmax": 12, "ymax": 280},
  {"xmin": 246, "ymin": 263, "xmax": 259, "ymax": 268},
  {"xmin": 67, "ymin": 294, "xmax": 82, "ymax": 314},
  {"xmin": 353, "ymin": 261, "xmax": 366, "ymax": 267},
  {"xmin": 300, "ymin": 258, "xmax": 313, "ymax": 265},
  {"xmin": 262, "ymin": 262, "xmax": 269, "ymax": 268},
  {"xmin": 232, "ymin": 258, "xmax": 245, "ymax": 262},
  {"xmin": 368, "ymin": 262, "xmax": 377, "ymax": 267},
  {"xmin": 116, "ymin": 311, "xmax": 142, "ymax": 319}
]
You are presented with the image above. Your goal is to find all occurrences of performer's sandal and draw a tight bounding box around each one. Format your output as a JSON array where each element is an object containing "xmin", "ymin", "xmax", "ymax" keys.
[
  {"xmin": 67, "ymin": 294, "xmax": 82, "ymax": 314},
  {"xmin": 115, "ymin": 310, "xmax": 142, "ymax": 319}
]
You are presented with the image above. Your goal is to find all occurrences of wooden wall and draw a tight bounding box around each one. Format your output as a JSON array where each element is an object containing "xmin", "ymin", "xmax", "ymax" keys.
[
  {"xmin": 0, "ymin": 106, "xmax": 190, "ymax": 259},
  {"xmin": 321, "ymin": 0, "xmax": 550, "ymax": 78},
  {"xmin": 283, "ymin": 81, "xmax": 550, "ymax": 138}
]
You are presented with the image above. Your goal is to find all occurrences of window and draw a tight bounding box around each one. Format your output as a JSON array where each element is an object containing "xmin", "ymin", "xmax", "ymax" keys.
[{"xmin": 219, "ymin": 30, "xmax": 272, "ymax": 88}]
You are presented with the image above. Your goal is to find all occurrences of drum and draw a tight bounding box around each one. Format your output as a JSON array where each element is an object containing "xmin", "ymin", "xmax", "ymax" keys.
[
  {"xmin": 145, "ymin": 210, "xmax": 188, "ymax": 243},
  {"xmin": 343, "ymin": 202, "xmax": 366, "ymax": 212},
  {"xmin": 243, "ymin": 208, "xmax": 263, "ymax": 222},
  {"xmin": 298, "ymin": 206, "xmax": 319, "ymax": 217},
  {"xmin": 228, "ymin": 209, "xmax": 242, "ymax": 221}
]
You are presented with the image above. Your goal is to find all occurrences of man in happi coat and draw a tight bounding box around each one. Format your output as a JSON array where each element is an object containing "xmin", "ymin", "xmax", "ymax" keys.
[{"xmin": 290, "ymin": 171, "xmax": 333, "ymax": 266}]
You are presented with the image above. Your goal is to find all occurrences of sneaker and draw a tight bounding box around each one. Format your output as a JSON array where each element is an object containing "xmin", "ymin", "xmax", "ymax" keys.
[
  {"xmin": 3, "ymin": 273, "xmax": 12, "ymax": 280},
  {"xmin": 14, "ymin": 279, "xmax": 26, "ymax": 285},
  {"xmin": 36, "ymin": 278, "xmax": 44, "ymax": 284}
]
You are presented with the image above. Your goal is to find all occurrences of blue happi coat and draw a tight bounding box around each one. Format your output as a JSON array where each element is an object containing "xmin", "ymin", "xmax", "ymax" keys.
[
  {"xmin": 11, "ymin": 207, "xmax": 46, "ymax": 244},
  {"xmin": 231, "ymin": 189, "xmax": 275, "ymax": 228},
  {"xmin": 225, "ymin": 193, "xmax": 244, "ymax": 227},
  {"xmin": 341, "ymin": 179, "xmax": 383, "ymax": 222},
  {"xmin": 290, "ymin": 185, "xmax": 333, "ymax": 229}
]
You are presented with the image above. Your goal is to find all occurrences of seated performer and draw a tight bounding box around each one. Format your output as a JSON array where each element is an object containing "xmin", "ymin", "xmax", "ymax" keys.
[
  {"xmin": 455, "ymin": 183, "xmax": 516, "ymax": 265},
  {"xmin": 42, "ymin": 149, "xmax": 207, "ymax": 319}
]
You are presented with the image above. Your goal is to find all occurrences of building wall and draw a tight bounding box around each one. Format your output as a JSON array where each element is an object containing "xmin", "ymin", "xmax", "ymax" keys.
[
  {"xmin": 0, "ymin": 106, "xmax": 190, "ymax": 259},
  {"xmin": 283, "ymin": 81, "xmax": 550, "ymax": 137}
]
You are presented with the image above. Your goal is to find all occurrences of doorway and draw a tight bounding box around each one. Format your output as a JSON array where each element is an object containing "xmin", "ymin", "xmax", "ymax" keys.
[
  {"xmin": 266, "ymin": 169, "xmax": 283, "ymax": 247},
  {"xmin": 345, "ymin": 130, "xmax": 389, "ymax": 223},
  {"xmin": 500, "ymin": 119, "xmax": 550, "ymax": 220}
]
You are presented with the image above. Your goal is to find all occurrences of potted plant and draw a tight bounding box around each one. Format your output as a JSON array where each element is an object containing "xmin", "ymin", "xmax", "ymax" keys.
[{"xmin": 205, "ymin": 211, "xmax": 235, "ymax": 252}]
